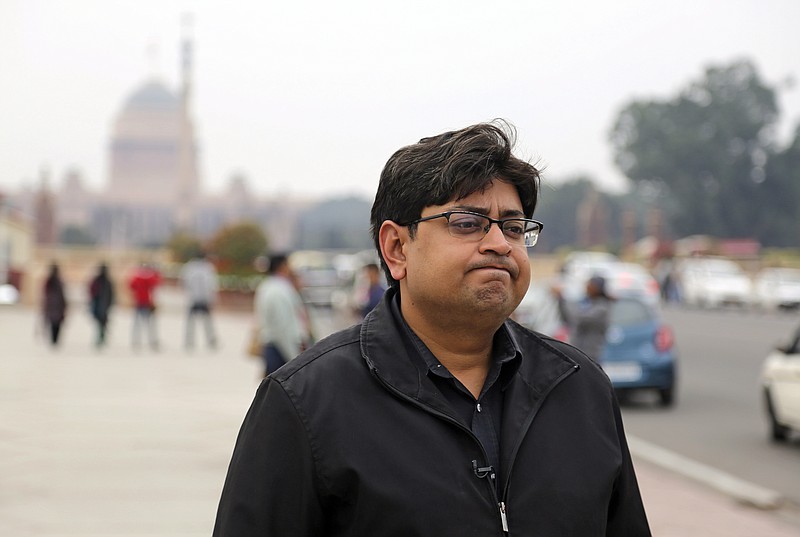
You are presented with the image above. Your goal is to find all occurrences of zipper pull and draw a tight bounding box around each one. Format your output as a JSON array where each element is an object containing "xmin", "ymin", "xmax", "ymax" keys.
[{"xmin": 499, "ymin": 501, "xmax": 509, "ymax": 532}]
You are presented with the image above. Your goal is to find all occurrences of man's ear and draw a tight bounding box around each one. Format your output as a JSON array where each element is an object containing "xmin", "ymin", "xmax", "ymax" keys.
[{"xmin": 378, "ymin": 221, "xmax": 408, "ymax": 282}]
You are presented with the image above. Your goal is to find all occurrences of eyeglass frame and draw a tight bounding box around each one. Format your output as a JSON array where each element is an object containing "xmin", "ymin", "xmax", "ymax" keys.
[{"xmin": 399, "ymin": 210, "xmax": 544, "ymax": 248}]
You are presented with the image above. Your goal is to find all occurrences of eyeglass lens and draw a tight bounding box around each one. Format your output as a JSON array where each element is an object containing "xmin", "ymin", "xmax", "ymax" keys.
[{"xmin": 447, "ymin": 213, "xmax": 539, "ymax": 246}]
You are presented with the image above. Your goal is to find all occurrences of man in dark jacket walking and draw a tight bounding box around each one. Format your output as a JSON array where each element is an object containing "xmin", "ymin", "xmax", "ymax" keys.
[
  {"xmin": 213, "ymin": 121, "xmax": 651, "ymax": 536},
  {"xmin": 88, "ymin": 262, "xmax": 115, "ymax": 348}
]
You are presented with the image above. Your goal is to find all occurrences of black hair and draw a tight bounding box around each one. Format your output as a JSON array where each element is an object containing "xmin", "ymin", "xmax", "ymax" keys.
[
  {"xmin": 370, "ymin": 119, "xmax": 541, "ymax": 287},
  {"xmin": 268, "ymin": 253, "xmax": 289, "ymax": 275}
]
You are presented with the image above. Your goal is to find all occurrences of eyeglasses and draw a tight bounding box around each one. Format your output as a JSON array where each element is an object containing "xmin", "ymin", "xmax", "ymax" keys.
[{"xmin": 401, "ymin": 211, "xmax": 544, "ymax": 248}]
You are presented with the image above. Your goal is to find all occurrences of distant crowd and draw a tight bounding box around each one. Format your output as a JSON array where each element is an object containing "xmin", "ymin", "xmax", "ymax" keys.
[
  {"xmin": 38, "ymin": 253, "xmax": 386, "ymax": 366},
  {"xmin": 40, "ymin": 251, "xmax": 220, "ymax": 352}
]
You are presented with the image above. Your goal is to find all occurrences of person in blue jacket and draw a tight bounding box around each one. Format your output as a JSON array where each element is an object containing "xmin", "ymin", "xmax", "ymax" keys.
[{"xmin": 360, "ymin": 262, "xmax": 386, "ymax": 318}]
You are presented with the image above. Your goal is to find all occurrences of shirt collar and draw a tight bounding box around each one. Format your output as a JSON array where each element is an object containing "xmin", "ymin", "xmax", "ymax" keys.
[{"xmin": 389, "ymin": 291, "xmax": 522, "ymax": 388}]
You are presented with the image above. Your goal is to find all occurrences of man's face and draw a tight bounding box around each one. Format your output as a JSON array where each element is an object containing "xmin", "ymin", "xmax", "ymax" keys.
[{"xmin": 400, "ymin": 179, "xmax": 532, "ymax": 328}]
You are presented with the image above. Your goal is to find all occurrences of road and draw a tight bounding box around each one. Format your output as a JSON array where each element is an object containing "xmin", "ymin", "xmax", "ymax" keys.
[{"xmin": 619, "ymin": 305, "xmax": 800, "ymax": 506}]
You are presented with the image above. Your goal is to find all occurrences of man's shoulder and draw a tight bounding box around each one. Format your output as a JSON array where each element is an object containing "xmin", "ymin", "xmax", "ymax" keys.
[
  {"xmin": 256, "ymin": 276, "xmax": 285, "ymax": 295},
  {"xmin": 505, "ymin": 320, "xmax": 607, "ymax": 377},
  {"xmin": 271, "ymin": 324, "xmax": 364, "ymax": 384}
]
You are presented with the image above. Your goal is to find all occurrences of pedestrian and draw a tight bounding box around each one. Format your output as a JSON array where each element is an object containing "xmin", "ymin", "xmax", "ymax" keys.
[
  {"xmin": 359, "ymin": 262, "xmax": 386, "ymax": 318},
  {"xmin": 555, "ymin": 274, "xmax": 615, "ymax": 362},
  {"xmin": 252, "ymin": 253, "xmax": 310, "ymax": 376},
  {"xmin": 128, "ymin": 262, "xmax": 161, "ymax": 351},
  {"xmin": 213, "ymin": 121, "xmax": 651, "ymax": 536},
  {"xmin": 180, "ymin": 251, "xmax": 219, "ymax": 350},
  {"xmin": 88, "ymin": 262, "xmax": 115, "ymax": 348},
  {"xmin": 42, "ymin": 263, "xmax": 67, "ymax": 347}
]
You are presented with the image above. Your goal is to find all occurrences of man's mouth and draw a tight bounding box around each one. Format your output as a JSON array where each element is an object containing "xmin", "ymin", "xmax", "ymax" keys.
[{"xmin": 471, "ymin": 263, "xmax": 516, "ymax": 278}]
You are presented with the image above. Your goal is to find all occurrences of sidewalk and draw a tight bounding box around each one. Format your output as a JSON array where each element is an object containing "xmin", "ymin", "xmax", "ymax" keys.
[{"xmin": 1, "ymin": 296, "xmax": 799, "ymax": 536}]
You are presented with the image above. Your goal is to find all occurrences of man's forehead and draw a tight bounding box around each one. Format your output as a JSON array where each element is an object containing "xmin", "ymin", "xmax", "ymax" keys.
[{"xmin": 437, "ymin": 182, "xmax": 524, "ymax": 212}]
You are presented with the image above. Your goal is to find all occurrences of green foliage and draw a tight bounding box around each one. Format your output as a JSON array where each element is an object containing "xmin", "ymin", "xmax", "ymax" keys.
[
  {"xmin": 762, "ymin": 126, "xmax": 800, "ymax": 246},
  {"xmin": 608, "ymin": 59, "xmax": 797, "ymax": 244},
  {"xmin": 535, "ymin": 177, "xmax": 595, "ymax": 250},
  {"xmin": 165, "ymin": 232, "xmax": 204, "ymax": 263},
  {"xmin": 59, "ymin": 225, "xmax": 96, "ymax": 246},
  {"xmin": 207, "ymin": 221, "xmax": 268, "ymax": 274}
]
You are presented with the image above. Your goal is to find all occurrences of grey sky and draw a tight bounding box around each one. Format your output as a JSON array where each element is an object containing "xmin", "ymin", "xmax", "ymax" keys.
[{"xmin": 1, "ymin": 0, "xmax": 799, "ymax": 200}]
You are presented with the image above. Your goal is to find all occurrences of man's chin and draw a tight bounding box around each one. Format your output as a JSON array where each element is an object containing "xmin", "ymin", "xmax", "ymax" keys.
[{"xmin": 474, "ymin": 286, "xmax": 519, "ymax": 318}]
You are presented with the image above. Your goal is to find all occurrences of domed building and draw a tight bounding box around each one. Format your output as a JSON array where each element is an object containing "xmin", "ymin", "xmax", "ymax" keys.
[
  {"xmin": 107, "ymin": 80, "xmax": 197, "ymax": 204},
  {"xmin": 96, "ymin": 34, "xmax": 200, "ymax": 246}
]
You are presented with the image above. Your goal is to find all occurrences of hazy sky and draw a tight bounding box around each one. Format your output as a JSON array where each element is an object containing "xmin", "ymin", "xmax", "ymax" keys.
[{"xmin": 2, "ymin": 0, "xmax": 799, "ymax": 200}]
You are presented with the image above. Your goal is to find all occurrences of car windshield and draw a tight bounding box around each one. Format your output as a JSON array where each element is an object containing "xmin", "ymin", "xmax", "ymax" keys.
[{"xmin": 610, "ymin": 299, "xmax": 654, "ymax": 326}]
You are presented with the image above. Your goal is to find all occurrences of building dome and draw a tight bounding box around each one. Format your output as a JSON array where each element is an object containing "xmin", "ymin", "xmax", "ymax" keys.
[
  {"xmin": 107, "ymin": 78, "xmax": 189, "ymax": 206},
  {"xmin": 124, "ymin": 80, "xmax": 180, "ymax": 111}
]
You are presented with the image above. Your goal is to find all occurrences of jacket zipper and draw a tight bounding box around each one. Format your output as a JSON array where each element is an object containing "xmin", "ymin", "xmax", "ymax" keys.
[
  {"xmin": 499, "ymin": 501, "xmax": 509, "ymax": 532},
  {"xmin": 499, "ymin": 364, "xmax": 580, "ymax": 505},
  {"xmin": 368, "ymin": 367, "xmax": 508, "ymax": 535}
]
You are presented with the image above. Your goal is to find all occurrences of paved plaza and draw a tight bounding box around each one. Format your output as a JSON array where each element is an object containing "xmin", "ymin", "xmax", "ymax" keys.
[{"xmin": 1, "ymin": 291, "xmax": 799, "ymax": 536}]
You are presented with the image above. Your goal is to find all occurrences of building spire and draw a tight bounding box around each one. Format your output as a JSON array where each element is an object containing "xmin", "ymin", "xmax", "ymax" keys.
[
  {"xmin": 180, "ymin": 12, "xmax": 194, "ymax": 108},
  {"xmin": 176, "ymin": 13, "xmax": 198, "ymax": 231}
]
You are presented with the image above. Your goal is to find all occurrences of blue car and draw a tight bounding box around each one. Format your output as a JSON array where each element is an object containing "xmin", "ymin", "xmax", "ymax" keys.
[
  {"xmin": 599, "ymin": 296, "xmax": 678, "ymax": 407},
  {"xmin": 514, "ymin": 282, "xmax": 678, "ymax": 406}
]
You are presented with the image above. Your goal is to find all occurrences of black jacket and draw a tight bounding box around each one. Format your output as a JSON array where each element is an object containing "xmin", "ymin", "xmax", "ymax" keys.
[{"xmin": 214, "ymin": 289, "xmax": 650, "ymax": 536}]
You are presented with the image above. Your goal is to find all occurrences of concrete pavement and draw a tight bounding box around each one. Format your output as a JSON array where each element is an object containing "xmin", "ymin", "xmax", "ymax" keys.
[{"xmin": 1, "ymin": 291, "xmax": 799, "ymax": 536}]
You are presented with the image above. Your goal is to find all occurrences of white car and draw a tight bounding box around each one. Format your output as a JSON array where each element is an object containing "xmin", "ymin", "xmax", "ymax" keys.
[
  {"xmin": 0, "ymin": 283, "xmax": 20, "ymax": 305},
  {"xmin": 557, "ymin": 251, "xmax": 621, "ymax": 302},
  {"xmin": 752, "ymin": 268, "xmax": 800, "ymax": 311},
  {"xmin": 678, "ymin": 257, "xmax": 752, "ymax": 308},
  {"xmin": 560, "ymin": 261, "xmax": 661, "ymax": 307},
  {"xmin": 512, "ymin": 280, "xmax": 566, "ymax": 339},
  {"xmin": 603, "ymin": 263, "xmax": 661, "ymax": 307},
  {"xmin": 761, "ymin": 326, "xmax": 800, "ymax": 441}
]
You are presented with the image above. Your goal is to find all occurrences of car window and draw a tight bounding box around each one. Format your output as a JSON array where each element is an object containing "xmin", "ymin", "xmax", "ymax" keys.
[{"xmin": 610, "ymin": 299, "xmax": 653, "ymax": 326}]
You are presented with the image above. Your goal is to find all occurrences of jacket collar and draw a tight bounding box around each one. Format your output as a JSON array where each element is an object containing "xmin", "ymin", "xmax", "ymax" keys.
[{"xmin": 360, "ymin": 287, "xmax": 580, "ymax": 422}]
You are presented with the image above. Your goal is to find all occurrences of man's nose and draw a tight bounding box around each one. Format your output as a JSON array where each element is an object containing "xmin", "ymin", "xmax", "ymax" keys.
[{"xmin": 479, "ymin": 222, "xmax": 512, "ymax": 255}]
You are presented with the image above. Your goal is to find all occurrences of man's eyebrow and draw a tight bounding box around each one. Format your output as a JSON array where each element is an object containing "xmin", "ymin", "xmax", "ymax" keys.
[{"xmin": 449, "ymin": 205, "xmax": 525, "ymax": 218}]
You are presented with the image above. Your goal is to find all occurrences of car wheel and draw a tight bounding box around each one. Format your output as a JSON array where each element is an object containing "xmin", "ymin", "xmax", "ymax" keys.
[
  {"xmin": 658, "ymin": 387, "xmax": 675, "ymax": 407},
  {"xmin": 764, "ymin": 388, "xmax": 790, "ymax": 442}
]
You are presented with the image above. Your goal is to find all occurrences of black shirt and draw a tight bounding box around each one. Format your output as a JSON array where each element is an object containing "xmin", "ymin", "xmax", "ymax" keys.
[{"xmin": 390, "ymin": 293, "xmax": 521, "ymax": 491}]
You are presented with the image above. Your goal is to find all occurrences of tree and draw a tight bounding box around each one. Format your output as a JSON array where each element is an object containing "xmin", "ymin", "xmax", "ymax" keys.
[
  {"xmin": 609, "ymin": 59, "xmax": 782, "ymax": 241},
  {"xmin": 165, "ymin": 232, "xmax": 204, "ymax": 264},
  {"xmin": 534, "ymin": 177, "xmax": 596, "ymax": 251},
  {"xmin": 59, "ymin": 225, "xmax": 96, "ymax": 246},
  {"xmin": 762, "ymin": 125, "xmax": 800, "ymax": 246},
  {"xmin": 207, "ymin": 221, "xmax": 268, "ymax": 274},
  {"xmin": 294, "ymin": 197, "xmax": 373, "ymax": 250}
]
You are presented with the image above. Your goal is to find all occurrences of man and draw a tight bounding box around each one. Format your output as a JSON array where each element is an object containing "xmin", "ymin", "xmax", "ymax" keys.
[
  {"xmin": 555, "ymin": 274, "xmax": 614, "ymax": 361},
  {"xmin": 359, "ymin": 262, "xmax": 386, "ymax": 318},
  {"xmin": 180, "ymin": 251, "xmax": 219, "ymax": 350},
  {"xmin": 128, "ymin": 262, "xmax": 161, "ymax": 351},
  {"xmin": 253, "ymin": 253, "xmax": 310, "ymax": 376},
  {"xmin": 88, "ymin": 262, "xmax": 115, "ymax": 348},
  {"xmin": 214, "ymin": 121, "xmax": 651, "ymax": 536}
]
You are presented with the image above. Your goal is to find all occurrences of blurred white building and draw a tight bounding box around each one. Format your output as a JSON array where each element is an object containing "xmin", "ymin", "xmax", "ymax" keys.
[{"xmin": 7, "ymin": 24, "xmax": 318, "ymax": 252}]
